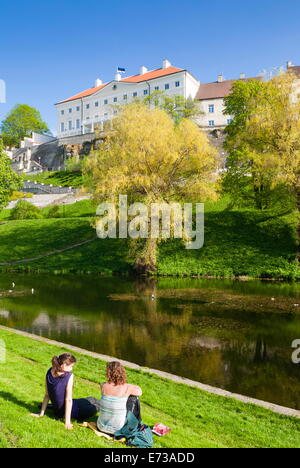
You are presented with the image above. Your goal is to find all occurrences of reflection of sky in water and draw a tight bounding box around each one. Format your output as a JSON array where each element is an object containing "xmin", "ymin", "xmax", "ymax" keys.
[
  {"xmin": 0, "ymin": 310, "xmax": 10, "ymax": 318},
  {"xmin": 0, "ymin": 274, "xmax": 300, "ymax": 409}
]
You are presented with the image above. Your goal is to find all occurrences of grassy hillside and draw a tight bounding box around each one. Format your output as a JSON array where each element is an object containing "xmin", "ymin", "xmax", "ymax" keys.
[
  {"xmin": 1, "ymin": 327, "xmax": 300, "ymax": 448},
  {"xmin": 22, "ymin": 171, "xmax": 83, "ymax": 188},
  {"xmin": 0, "ymin": 199, "xmax": 298, "ymax": 279}
]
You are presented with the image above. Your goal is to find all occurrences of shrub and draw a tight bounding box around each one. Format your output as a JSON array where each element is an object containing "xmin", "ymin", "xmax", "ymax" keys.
[
  {"xmin": 10, "ymin": 200, "xmax": 42, "ymax": 220},
  {"xmin": 10, "ymin": 191, "xmax": 33, "ymax": 201},
  {"xmin": 47, "ymin": 205, "xmax": 61, "ymax": 218}
]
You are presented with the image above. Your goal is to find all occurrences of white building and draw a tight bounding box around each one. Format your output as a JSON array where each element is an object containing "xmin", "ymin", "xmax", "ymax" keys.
[
  {"xmin": 195, "ymin": 73, "xmax": 264, "ymax": 129},
  {"xmin": 196, "ymin": 62, "xmax": 300, "ymax": 129},
  {"xmin": 11, "ymin": 132, "xmax": 56, "ymax": 174},
  {"xmin": 56, "ymin": 60, "xmax": 300, "ymax": 138},
  {"xmin": 55, "ymin": 60, "xmax": 200, "ymax": 138}
]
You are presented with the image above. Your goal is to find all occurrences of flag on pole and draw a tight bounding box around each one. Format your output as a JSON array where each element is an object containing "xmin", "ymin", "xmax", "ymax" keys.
[{"xmin": 117, "ymin": 67, "xmax": 126, "ymax": 73}]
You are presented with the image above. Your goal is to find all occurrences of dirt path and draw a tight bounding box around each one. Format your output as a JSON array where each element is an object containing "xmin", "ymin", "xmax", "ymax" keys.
[{"xmin": 0, "ymin": 237, "xmax": 98, "ymax": 266}]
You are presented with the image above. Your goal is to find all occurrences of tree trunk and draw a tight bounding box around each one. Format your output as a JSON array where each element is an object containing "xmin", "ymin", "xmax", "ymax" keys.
[
  {"xmin": 296, "ymin": 186, "xmax": 300, "ymax": 262},
  {"xmin": 133, "ymin": 238, "xmax": 158, "ymax": 276}
]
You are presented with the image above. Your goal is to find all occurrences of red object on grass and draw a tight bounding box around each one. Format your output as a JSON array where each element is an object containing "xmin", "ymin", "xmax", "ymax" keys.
[{"xmin": 152, "ymin": 423, "xmax": 171, "ymax": 436}]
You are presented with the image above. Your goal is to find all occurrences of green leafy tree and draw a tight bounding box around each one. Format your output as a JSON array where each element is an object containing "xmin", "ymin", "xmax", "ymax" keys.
[
  {"xmin": 223, "ymin": 73, "xmax": 300, "ymax": 258},
  {"xmin": 0, "ymin": 138, "xmax": 22, "ymax": 211},
  {"xmin": 222, "ymin": 78, "xmax": 297, "ymax": 211},
  {"xmin": 1, "ymin": 104, "xmax": 49, "ymax": 147},
  {"xmin": 144, "ymin": 91, "xmax": 201, "ymax": 123}
]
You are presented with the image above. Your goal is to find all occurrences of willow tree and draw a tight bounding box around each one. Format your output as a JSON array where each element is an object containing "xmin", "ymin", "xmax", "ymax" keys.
[
  {"xmin": 84, "ymin": 102, "xmax": 219, "ymax": 273},
  {"xmin": 244, "ymin": 73, "xmax": 300, "ymax": 258},
  {"xmin": 224, "ymin": 73, "xmax": 300, "ymax": 257},
  {"xmin": 223, "ymin": 75, "xmax": 300, "ymax": 212}
]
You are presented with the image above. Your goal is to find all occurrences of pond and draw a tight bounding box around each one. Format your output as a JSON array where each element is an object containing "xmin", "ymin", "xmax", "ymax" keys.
[{"xmin": 0, "ymin": 274, "xmax": 300, "ymax": 409}]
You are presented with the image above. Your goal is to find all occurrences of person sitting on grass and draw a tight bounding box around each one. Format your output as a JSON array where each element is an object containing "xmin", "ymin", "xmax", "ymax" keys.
[
  {"xmin": 31, "ymin": 353, "xmax": 101, "ymax": 430},
  {"xmin": 97, "ymin": 361, "xmax": 142, "ymax": 436}
]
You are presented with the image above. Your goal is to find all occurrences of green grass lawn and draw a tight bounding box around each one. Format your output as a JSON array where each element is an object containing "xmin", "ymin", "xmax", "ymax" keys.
[
  {"xmin": 1, "ymin": 327, "xmax": 300, "ymax": 448},
  {"xmin": 0, "ymin": 198, "xmax": 298, "ymax": 279},
  {"xmin": 22, "ymin": 171, "xmax": 83, "ymax": 188}
]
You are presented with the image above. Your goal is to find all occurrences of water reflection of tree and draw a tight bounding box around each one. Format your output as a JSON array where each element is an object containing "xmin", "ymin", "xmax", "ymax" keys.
[{"xmin": 254, "ymin": 336, "xmax": 268, "ymax": 363}]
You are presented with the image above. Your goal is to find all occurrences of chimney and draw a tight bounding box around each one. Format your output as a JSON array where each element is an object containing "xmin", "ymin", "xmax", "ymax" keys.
[
  {"xmin": 239, "ymin": 73, "xmax": 246, "ymax": 79},
  {"xmin": 217, "ymin": 74, "xmax": 224, "ymax": 83},
  {"xmin": 140, "ymin": 66, "xmax": 148, "ymax": 75},
  {"xmin": 163, "ymin": 59, "xmax": 171, "ymax": 69},
  {"xmin": 95, "ymin": 78, "xmax": 102, "ymax": 87},
  {"xmin": 115, "ymin": 72, "xmax": 122, "ymax": 82},
  {"xmin": 287, "ymin": 61, "xmax": 293, "ymax": 70}
]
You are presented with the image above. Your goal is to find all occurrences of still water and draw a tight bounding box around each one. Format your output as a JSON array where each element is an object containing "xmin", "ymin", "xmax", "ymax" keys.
[{"xmin": 0, "ymin": 274, "xmax": 300, "ymax": 409}]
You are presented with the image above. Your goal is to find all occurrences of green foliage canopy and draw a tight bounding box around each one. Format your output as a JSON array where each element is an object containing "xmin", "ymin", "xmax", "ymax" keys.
[
  {"xmin": 1, "ymin": 104, "xmax": 49, "ymax": 147},
  {"xmin": 0, "ymin": 139, "xmax": 22, "ymax": 211}
]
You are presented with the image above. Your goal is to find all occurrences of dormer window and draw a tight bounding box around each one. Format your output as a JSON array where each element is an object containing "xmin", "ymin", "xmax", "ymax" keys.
[{"xmin": 113, "ymin": 85, "xmax": 117, "ymax": 90}]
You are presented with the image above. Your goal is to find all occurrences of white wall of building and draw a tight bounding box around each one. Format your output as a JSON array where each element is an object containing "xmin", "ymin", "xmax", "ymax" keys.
[
  {"xmin": 56, "ymin": 67, "xmax": 200, "ymax": 138},
  {"xmin": 196, "ymin": 98, "xmax": 233, "ymax": 128}
]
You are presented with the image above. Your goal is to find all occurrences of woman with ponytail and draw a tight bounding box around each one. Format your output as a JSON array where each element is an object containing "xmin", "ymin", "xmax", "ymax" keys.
[{"xmin": 32, "ymin": 353, "xmax": 101, "ymax": 430}]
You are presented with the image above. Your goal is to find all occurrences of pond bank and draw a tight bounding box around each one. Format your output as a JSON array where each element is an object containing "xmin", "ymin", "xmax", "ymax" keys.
[
  {"xmin": 1, "ymin": 326, "xmax": 300, "ymax": 448},
  {"xmin": 1, "ymin": 325, "xmax": 300, "ymax": 420}
]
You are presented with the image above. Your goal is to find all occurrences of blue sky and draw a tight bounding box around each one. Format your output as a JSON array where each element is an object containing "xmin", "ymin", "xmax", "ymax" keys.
[{"xmin": 0, "ymin": 0, "xmax": 300, "ymax": 134}]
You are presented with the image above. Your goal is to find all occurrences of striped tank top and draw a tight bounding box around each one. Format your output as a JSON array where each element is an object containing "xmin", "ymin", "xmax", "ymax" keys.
[{"xmin": 97, "ymin": 395, "xmax": 127, "ymax": 435}]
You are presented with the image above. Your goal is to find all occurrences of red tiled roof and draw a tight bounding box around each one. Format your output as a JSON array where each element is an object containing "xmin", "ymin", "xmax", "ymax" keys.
[
  {"xmin": 196, "ymin": 76, "xmax": 264, "ymax": 101},
  {"xmin": 59, "ymin": 67, "xmax": 183, "ymax": 104},
  {"xmin": 121, "ymin": 66, "xmax": 182, "ymax": 83},
  {"xmin": 61, "ymin": 83, "xmax": 107, "ymax": 103}
]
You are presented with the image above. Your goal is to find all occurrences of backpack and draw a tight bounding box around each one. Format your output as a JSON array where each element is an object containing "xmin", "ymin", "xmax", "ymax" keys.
[{"xmin": 114, "ymin": 411, "xmax": 153, "ymax": 448}]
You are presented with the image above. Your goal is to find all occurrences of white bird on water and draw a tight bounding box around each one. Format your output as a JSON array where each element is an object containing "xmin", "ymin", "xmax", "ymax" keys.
[
  {"xmin": 12, "ymin": 282, "xmax": 15, "ymax": 288},
  {"xmin": 31, "ymin": 288, "xmax": 35, "ymax": 295}
]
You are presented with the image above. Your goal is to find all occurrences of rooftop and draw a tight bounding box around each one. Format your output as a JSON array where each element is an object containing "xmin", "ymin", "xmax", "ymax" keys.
[
  {"xmin": 59, "ymin": 66, "xmax": 183, "ymax": 104},
  {"xmin": 288, "ymin": 65, "xmax": 300, "ymax": 77},
  {"xmin": 196, "ymin": 76, "xmax": 264, "ymax": 101}
]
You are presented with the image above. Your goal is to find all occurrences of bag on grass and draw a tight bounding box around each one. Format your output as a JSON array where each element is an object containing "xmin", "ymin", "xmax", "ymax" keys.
[{"xmin": 114, "ymin": 411, "xmax": 153, "ymax": 448}]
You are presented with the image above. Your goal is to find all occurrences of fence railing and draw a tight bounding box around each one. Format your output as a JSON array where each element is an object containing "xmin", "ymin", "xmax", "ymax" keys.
[{"xmin": 23, "ymin": 181, "xmax": 76, "ymax": 195}]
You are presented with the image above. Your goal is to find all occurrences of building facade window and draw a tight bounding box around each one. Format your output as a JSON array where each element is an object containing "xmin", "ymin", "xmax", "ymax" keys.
[
  {"xmin": 113, "ymin": 97, "xmax": 118, "ymax": 102},
  {"xmin": 69, "ymin": 108, "xmax": 72, "ymax": 113},
  {"xmin": 86, "ymin": 104, "xmax": 90, "ymax": 109},
  {"xmin": 209, "ymin": 120, "xmax": 215, "ymax": 127},
  {"xmin": 104, "ymin": 99, "xmax": 108, "ymax": 105},
  {"xmin": 76, "ymin": 106, "xmax": 80, "ymax": 112},
  {"xmin": 133, "ymin": 92, "xmax": 138, "ymax": 97},
  {"xmin": 165, "ymin": 84, "xmax": 170, "ymax": 90},
  {"xmin": 227, "ymin": 119, "xmax": 233, "ymax": 124},
  {"xmin": 68, "ymin": 121, "xmax": 72, "ymax": 130},
  {"xmin": 61, "ymin": 123, "xmax": 65, "ymax": 132},
  {"xmin": 209, "ymin": 105, "xmax": 214, "ymax": 113},
  {"xmin": 175, "ymin": 81, "xmax": 180, "ymax": 87},
  {"xmin": 155, "ymin": 86, "xmax": 159, "ymax": 91},
  {"xmin": 61, "ymin": 110, "xmax": 64, "ymax": 115},
  {"xmin": 144, "ymin": 89, "xmax": 148, "ymax": 95},
  {"xmin": 95, "ymin": 101, "xmax": 99, "ymax": 107},
  {"xmin": 76, "ymin": 119, "xmax": 80, "ymax": 129},
  {"xmin": 123, "ymin": 94, "xmax": 127, "ymax": 100}
]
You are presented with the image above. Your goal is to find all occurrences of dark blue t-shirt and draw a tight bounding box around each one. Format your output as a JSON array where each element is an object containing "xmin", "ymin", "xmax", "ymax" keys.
[{"xmin": 46, "ymin": 368, "xmax": 79, "ymax": 419}]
